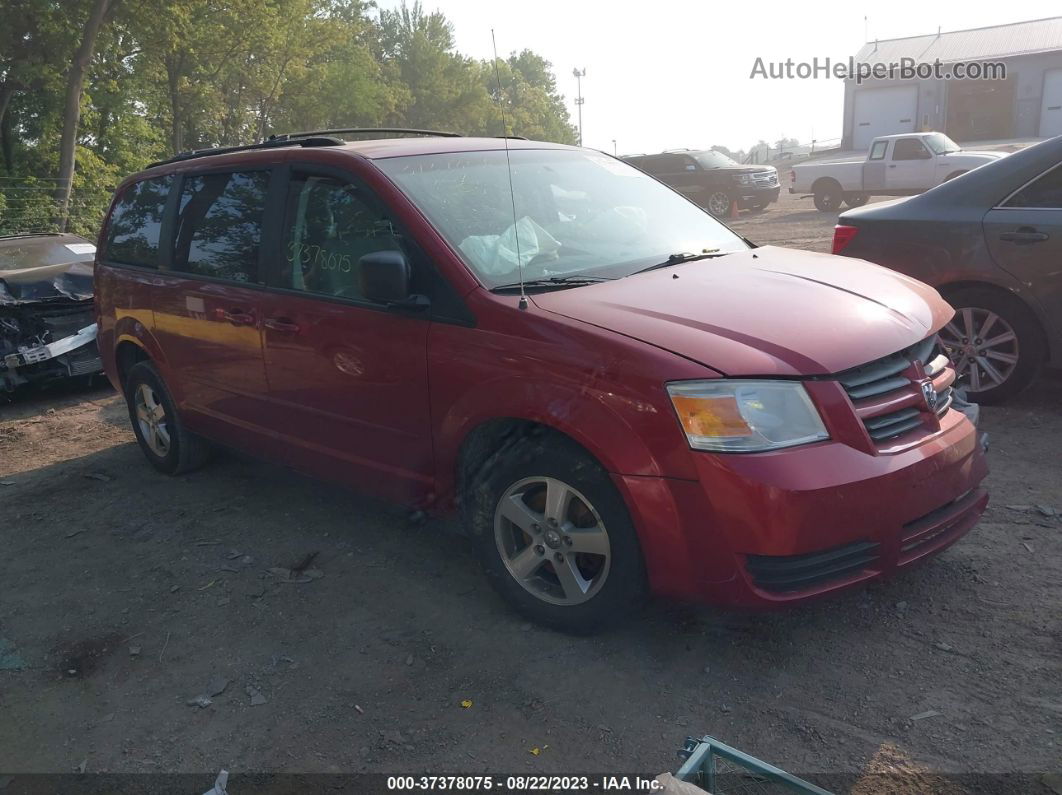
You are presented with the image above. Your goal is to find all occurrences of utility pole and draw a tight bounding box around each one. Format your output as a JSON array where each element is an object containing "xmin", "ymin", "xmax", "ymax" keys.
[
  {"xmin": 572, "ymin": 68, "xmax": 586, "ymax": 146},
  {"xmin": 612, "ymin": 139, "xmax": 617, "ymax": 156}
]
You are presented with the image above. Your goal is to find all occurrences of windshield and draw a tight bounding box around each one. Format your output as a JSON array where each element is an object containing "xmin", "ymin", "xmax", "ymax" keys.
[
  {"xmin": 694, "ymin": 150, "xmax": 740, "ymax": 169},
  {"xmin": 924, "ymin": 133, "xmax": 961, "ymax": 154},
  {"xmin": 375, "ymin": 149, "xmax": 747, "ymax": 287},
  {"xmin": 0, "ymin": 236, "xmax": 96, "ymax": 272}
]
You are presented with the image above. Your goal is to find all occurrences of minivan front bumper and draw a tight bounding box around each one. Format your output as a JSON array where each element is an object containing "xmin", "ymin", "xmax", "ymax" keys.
[{"xmin": 614, "ymin": 408, "xmax": 988, "ymax": 606}]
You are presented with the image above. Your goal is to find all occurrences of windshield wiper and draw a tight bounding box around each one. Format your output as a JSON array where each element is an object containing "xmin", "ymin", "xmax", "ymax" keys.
[
  {"xmin": 632, "ymin": 250, "xmax": 730, "ymax": 275},
  {"xmin": 491, "ymin": 275, "xmax": 614, "ymax": 293}
]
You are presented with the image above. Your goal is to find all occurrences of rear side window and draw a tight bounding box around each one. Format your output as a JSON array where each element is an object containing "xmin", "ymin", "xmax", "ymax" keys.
[
  {"xmin": 105, "ymin": 176, "xmax": 172, "ymax": 267},
  {"xmin": 172, "ymin": 171, "xmax": 270, "ymax": 282},
  {"xmin": 1005, "ymin": 165, "xmax": 1062, "ymax": 208},
  {"xmin": 868, "ymin": 140, "xmax": 888, "ymax": 160}
]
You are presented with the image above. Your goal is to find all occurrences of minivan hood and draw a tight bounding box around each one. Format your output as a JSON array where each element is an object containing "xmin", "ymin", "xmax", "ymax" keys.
[{"xmin": 531, "ymin": 247, "xmax": 952, "ymax": 377}]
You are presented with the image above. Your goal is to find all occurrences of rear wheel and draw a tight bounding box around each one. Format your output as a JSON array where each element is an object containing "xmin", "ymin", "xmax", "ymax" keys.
[
  {"xmin": 124, "ymin": 361, "xmax": 212, "ymax": 474},
  {"xmin": 844, "ymin": 192, "xmax": 868, "ymax": 208},
  {"xmin": 938, "ymin": 288, "xmax": 1045, "ymax": 404},
  {"xmin": 466, "ymin": 433, "xmax": 646, "ymax": 633},
  {"xmin": 706, "ymin": 191, "xmax": 734, "ymax": 218},
  {"xmin": 813, "ymin": 181, "xmax": 843, "ymax": 212}
]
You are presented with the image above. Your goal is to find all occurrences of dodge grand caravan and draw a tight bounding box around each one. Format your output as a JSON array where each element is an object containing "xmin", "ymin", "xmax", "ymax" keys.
[{"xmin": 94, "ymin": 130, "xmax": 988, "ymax": 632}]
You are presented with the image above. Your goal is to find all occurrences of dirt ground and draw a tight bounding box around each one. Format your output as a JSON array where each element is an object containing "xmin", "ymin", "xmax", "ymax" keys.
[{"xmin": 1, "ymin": 194, "xmax": 1059, "ymax": 793}]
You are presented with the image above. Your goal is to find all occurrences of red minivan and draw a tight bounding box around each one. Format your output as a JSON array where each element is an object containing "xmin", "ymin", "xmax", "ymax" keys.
[{"xmin": 94, "ymin": 130, "xmax": 989, "ymax": 632}]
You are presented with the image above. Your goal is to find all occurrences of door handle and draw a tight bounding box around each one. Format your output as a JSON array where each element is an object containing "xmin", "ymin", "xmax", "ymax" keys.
[
  {"xmin": 999, "ymin": 228, "xmax": 1049, "ymax": 244},
  {"xmin": 263, "ymin": 317, "xmax": 300, "ymax": 333},
  {"xmin": 888, "ymin": 164, "xmax": 897, "ymax": 168},
  {"xmin": 215, "ymin": 308, "xmax": 256, "ymax": 326}
]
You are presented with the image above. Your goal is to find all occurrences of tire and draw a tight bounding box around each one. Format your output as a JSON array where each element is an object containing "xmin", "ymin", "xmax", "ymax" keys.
[
  {"xmin": 844, "ymin": 192, "xmax": 868, "ymax": 208},
  {"xmin": 705, "ymin": 191, "xmax": 734, "ymax": 218},
  {"xmin": 813, "ymin": 181, "xmax": 843, "ymax": 212},
  {"xmin": 123, "ymin": 361, "xmax": 213, "ymax": 475},
  {"xmin": 465, "ymin": 431, "xmax": 647, "ymax": 634},
  {"xmin": 943, "ymin": 170, "xmax": 967, "ymax": 182},
  {"xmin": 938, "ymin": 287, "xmax": 1046, "ymax": 404}
]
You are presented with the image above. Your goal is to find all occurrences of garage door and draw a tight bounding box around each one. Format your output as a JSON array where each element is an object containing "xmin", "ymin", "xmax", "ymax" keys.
[
  {"xmin": 852, "ymin": 86, "xmax": 918, "ymax": 150},
  {"xmin": 1039, "ymin": 69, "xmax": 1062, "ymax": 138}
]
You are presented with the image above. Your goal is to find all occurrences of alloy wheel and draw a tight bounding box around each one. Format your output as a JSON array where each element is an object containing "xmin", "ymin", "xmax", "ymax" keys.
[
  {"xmin": 707, "ymin": 192, "xmax": 732, "ymax": 217},
  {"xmin": 134, "ymin": 383, "xmax": 171, "ymax": 457},
  {"xmin": 939, "ymin": 307, "xmax": 1020, "ymax": 394},
  {"xmin": 494, "ymin": 476, "xmax": 611, "ymax": 606}
]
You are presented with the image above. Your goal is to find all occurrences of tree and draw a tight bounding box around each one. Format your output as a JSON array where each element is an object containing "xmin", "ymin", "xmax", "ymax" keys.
[{"xmin": 55, "ymin": 0, "xmax": 115, "ymax": 229}]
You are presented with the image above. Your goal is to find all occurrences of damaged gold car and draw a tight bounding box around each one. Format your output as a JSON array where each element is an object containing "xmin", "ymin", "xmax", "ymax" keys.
[{"xmin": 0, "ymin": 233, "xmax": 103, "ymax": 395}]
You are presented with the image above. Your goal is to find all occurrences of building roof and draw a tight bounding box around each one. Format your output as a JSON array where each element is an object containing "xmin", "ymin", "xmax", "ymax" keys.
[{"xmin": 855, "ymin": 16, "xmax": 1062, "ymax": 65}]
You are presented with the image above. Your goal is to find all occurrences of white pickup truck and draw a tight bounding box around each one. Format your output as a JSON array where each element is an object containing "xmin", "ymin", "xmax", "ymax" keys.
[{"xmin": 789, "ymin": 132, "xmax": 1006, "ymax": 212}]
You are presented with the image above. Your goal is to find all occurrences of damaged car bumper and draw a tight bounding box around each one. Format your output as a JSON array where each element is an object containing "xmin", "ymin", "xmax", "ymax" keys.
[{"xmin": 0, "ymin": 308, "xmax": 103, "ymax": 392}]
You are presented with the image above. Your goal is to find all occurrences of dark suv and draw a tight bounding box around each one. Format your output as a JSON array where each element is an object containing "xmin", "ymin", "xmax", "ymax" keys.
[{"xmin": 623, "ymin": 150, "xmax": 779, "ymax": 217}]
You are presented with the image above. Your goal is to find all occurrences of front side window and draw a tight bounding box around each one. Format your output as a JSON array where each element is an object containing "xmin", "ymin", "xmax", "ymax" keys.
[
  {"xmin": 105, "ymin": 176, "xmax": 172, "ymax": 267},
  {"xmin": 172, "ymin": 171, "xmax": 269, "ymax": 282},
  {"xmin": 892, "ymin": 138, "xmax": 930, "ymax": 160},
  {"xmin": 1005, "ymin": 165, "xmax": 1062, "ymax": 208},
  {"xmin": 280, "ymin": 174, "xmax": 407, "ymax": 300},
  {"xmin": 375, "ymin": 149, "xmax": 747, "ymax": 288}
]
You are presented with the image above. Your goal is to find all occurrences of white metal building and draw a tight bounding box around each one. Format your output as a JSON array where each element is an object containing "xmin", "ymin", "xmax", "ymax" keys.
[{"xmin": 842, "ymin": 17, "xmax": 1062, "ymax": 149}]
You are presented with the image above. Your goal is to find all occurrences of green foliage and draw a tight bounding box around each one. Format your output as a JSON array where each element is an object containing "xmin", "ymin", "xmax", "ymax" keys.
[{"xmin": 0, "ymin": 0, "xmax": 577, "ymax": 236}]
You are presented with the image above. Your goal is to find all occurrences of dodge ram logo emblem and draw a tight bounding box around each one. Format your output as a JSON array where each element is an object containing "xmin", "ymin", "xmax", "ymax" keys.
[{"xmin": 921, "ymin": 380, "xmax": 938, "ymax": 412}]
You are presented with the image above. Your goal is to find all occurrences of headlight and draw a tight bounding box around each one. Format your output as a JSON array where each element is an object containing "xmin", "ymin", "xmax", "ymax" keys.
[
  {"xmin": 735, "ymin": 173, "xmax": 753, "ymax": 186},
  {"xmin": 666, "ymin": 380, "xmax": 829, "ymax": 452}
]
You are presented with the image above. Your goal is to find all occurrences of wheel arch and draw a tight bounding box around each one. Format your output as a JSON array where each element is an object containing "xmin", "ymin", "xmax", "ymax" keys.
[{"xmin": 811, "ymin": 176, "xmax": 843, "ymax": 194}]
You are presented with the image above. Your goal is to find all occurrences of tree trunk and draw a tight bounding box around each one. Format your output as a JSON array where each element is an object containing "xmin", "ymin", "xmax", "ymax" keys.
[
  {"xmin": 54, "ymin": 0, "xmax": 113, "ymax": 230},
  {"xmin": 0, "ymin": 85, "xmax": 14, "ymax": 174}
]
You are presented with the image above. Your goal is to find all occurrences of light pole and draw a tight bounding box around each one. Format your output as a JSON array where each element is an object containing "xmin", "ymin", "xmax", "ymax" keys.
[
  {"xmin": 572, "ymin": 67, "xmax": 586, "ymax": 146},
  {"xmin": 612, "ymin": 139, "xmax": 617, "ymax": 156}
]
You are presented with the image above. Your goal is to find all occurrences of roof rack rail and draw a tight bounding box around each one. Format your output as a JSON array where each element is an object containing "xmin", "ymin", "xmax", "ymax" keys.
[
  {"xmin": 270, "ymin": 127, "xmax": 462, "ymax": 140},
  {"xmin": 148, "ymin": 135, "xmax": 343, "ymax": 169}
]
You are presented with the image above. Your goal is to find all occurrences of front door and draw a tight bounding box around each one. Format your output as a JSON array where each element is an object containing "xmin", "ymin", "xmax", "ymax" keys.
[
  {"xmin": 886, "ymin": 137, "xmax": 933, "ymax": 191},
  {"xmin": 983, "ymin": 163, "xmax": 1062, "ymax": 347},
  {"xmin": 152, "ymin": 169, "xmax": 274, "ymax": 441},
  {"xmin": 257, "ymin": 167, "xmax": 433, "ymax": 503}
]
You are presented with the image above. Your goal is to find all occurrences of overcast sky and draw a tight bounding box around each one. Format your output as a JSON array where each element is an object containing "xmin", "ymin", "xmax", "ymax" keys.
[{"xmin": 379, "ymin": 2, "xmax": 1060, "ymax": 155}]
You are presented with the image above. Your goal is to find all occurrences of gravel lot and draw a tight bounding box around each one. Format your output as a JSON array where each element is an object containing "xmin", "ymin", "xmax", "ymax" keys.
[{"xmin": 0, "ymin": 196, "xmax": 1059, "ymax": 793}]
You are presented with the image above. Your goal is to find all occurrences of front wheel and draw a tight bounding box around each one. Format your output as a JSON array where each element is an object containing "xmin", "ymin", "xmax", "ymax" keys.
[
  {"xmin": 938, "ymin": 288, "xmax": 1046, "ymax": 404},
  {"xmin": 705, "ymin": 191, "xmax": 734, "ymax": 218},
  {"xmin": 466, "ymin": 433, "xmax": 647, "ymax": 633}
]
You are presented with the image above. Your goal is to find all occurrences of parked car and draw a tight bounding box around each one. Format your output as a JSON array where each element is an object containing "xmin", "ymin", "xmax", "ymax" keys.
[
  {"xmin": 623, "ymin": 150, "xmax": 779, "ymax": 217},
  {"xmin": 95, "ymin": 130, "xmax": 988, "ymax": 632},
  {"xmin": 834, "ymin": 135, "xmax": 1062, "ymax": 404},
  {"xmin": 791, "ymin": 132, "xmax": 1005, "ymax": 212},
  {"xmin": 0, "ymin": 232, "xmax": 103, "ymax": 394}
]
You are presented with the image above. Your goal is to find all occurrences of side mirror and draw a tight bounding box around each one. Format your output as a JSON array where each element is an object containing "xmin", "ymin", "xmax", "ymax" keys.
[{"xmin": 359, "ymin": 250, "xmax": 411, "ymax": 304}]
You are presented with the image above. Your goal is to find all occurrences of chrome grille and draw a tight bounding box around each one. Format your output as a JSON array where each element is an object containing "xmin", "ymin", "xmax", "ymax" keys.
[
  {"xmin": 751, "ymin": 171, "xmax": 779, "ymax": 187},
  {"xmin": 836, "ymin": 335, "xmax": 955, "ymax": 444}
]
